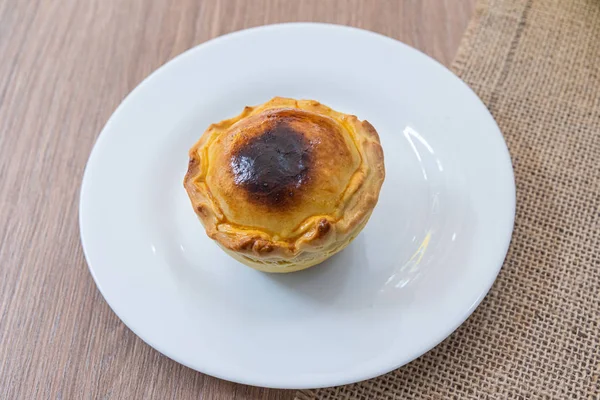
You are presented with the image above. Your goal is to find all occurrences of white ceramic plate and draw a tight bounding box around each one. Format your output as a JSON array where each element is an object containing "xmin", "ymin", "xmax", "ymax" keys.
[{"xmin": 80, "ymin": 23, "xmax": 515, "ymax": 389}]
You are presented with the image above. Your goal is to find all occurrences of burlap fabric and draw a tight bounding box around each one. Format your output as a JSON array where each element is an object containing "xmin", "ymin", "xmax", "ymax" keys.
[{"xmin": 296, "ymin": 0, "xmax": 600, "ymax": 398}]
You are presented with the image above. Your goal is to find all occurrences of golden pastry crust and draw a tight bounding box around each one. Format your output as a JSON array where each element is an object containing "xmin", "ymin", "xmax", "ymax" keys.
[{"xmin": 184, "ymin": 97, "xmax": 385, "ymax": 272}]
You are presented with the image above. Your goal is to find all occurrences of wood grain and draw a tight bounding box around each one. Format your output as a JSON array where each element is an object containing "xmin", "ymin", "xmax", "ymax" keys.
[{"xmin": 0, "ymin": 1, "xmax": 474, "ymax": 398}]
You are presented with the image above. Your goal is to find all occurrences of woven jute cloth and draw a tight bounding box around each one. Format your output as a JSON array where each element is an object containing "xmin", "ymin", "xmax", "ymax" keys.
[{"xmin": 296, "ymin": 0, "xmax": 600, "ymax": 399}]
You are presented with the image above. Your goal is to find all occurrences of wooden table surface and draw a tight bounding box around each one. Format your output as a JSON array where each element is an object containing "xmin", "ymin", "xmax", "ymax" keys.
[{"xmin": 0, "ymin": 1, "xmax": 475, "ymax": 398}]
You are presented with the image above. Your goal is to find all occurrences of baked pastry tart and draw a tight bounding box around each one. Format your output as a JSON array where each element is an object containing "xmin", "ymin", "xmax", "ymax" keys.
[{"xmin": 184, "ymin": 97, "xmax": 385, "ymax": 273}]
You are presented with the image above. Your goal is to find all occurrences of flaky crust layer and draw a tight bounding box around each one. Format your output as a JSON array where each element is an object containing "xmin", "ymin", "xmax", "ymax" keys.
[{"xmin": 184, "ymin": 97, "xmax": 385, "ymax": 273}]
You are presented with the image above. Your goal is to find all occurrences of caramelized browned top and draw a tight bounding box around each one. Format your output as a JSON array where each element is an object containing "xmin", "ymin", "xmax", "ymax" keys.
[
  {"xmin": 230, "ymin": 121, "xmax": 311, "ymax": 208},
  {"xmin": 205, "ymin": 107, "xmax": 362, "ymax": 237}
]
